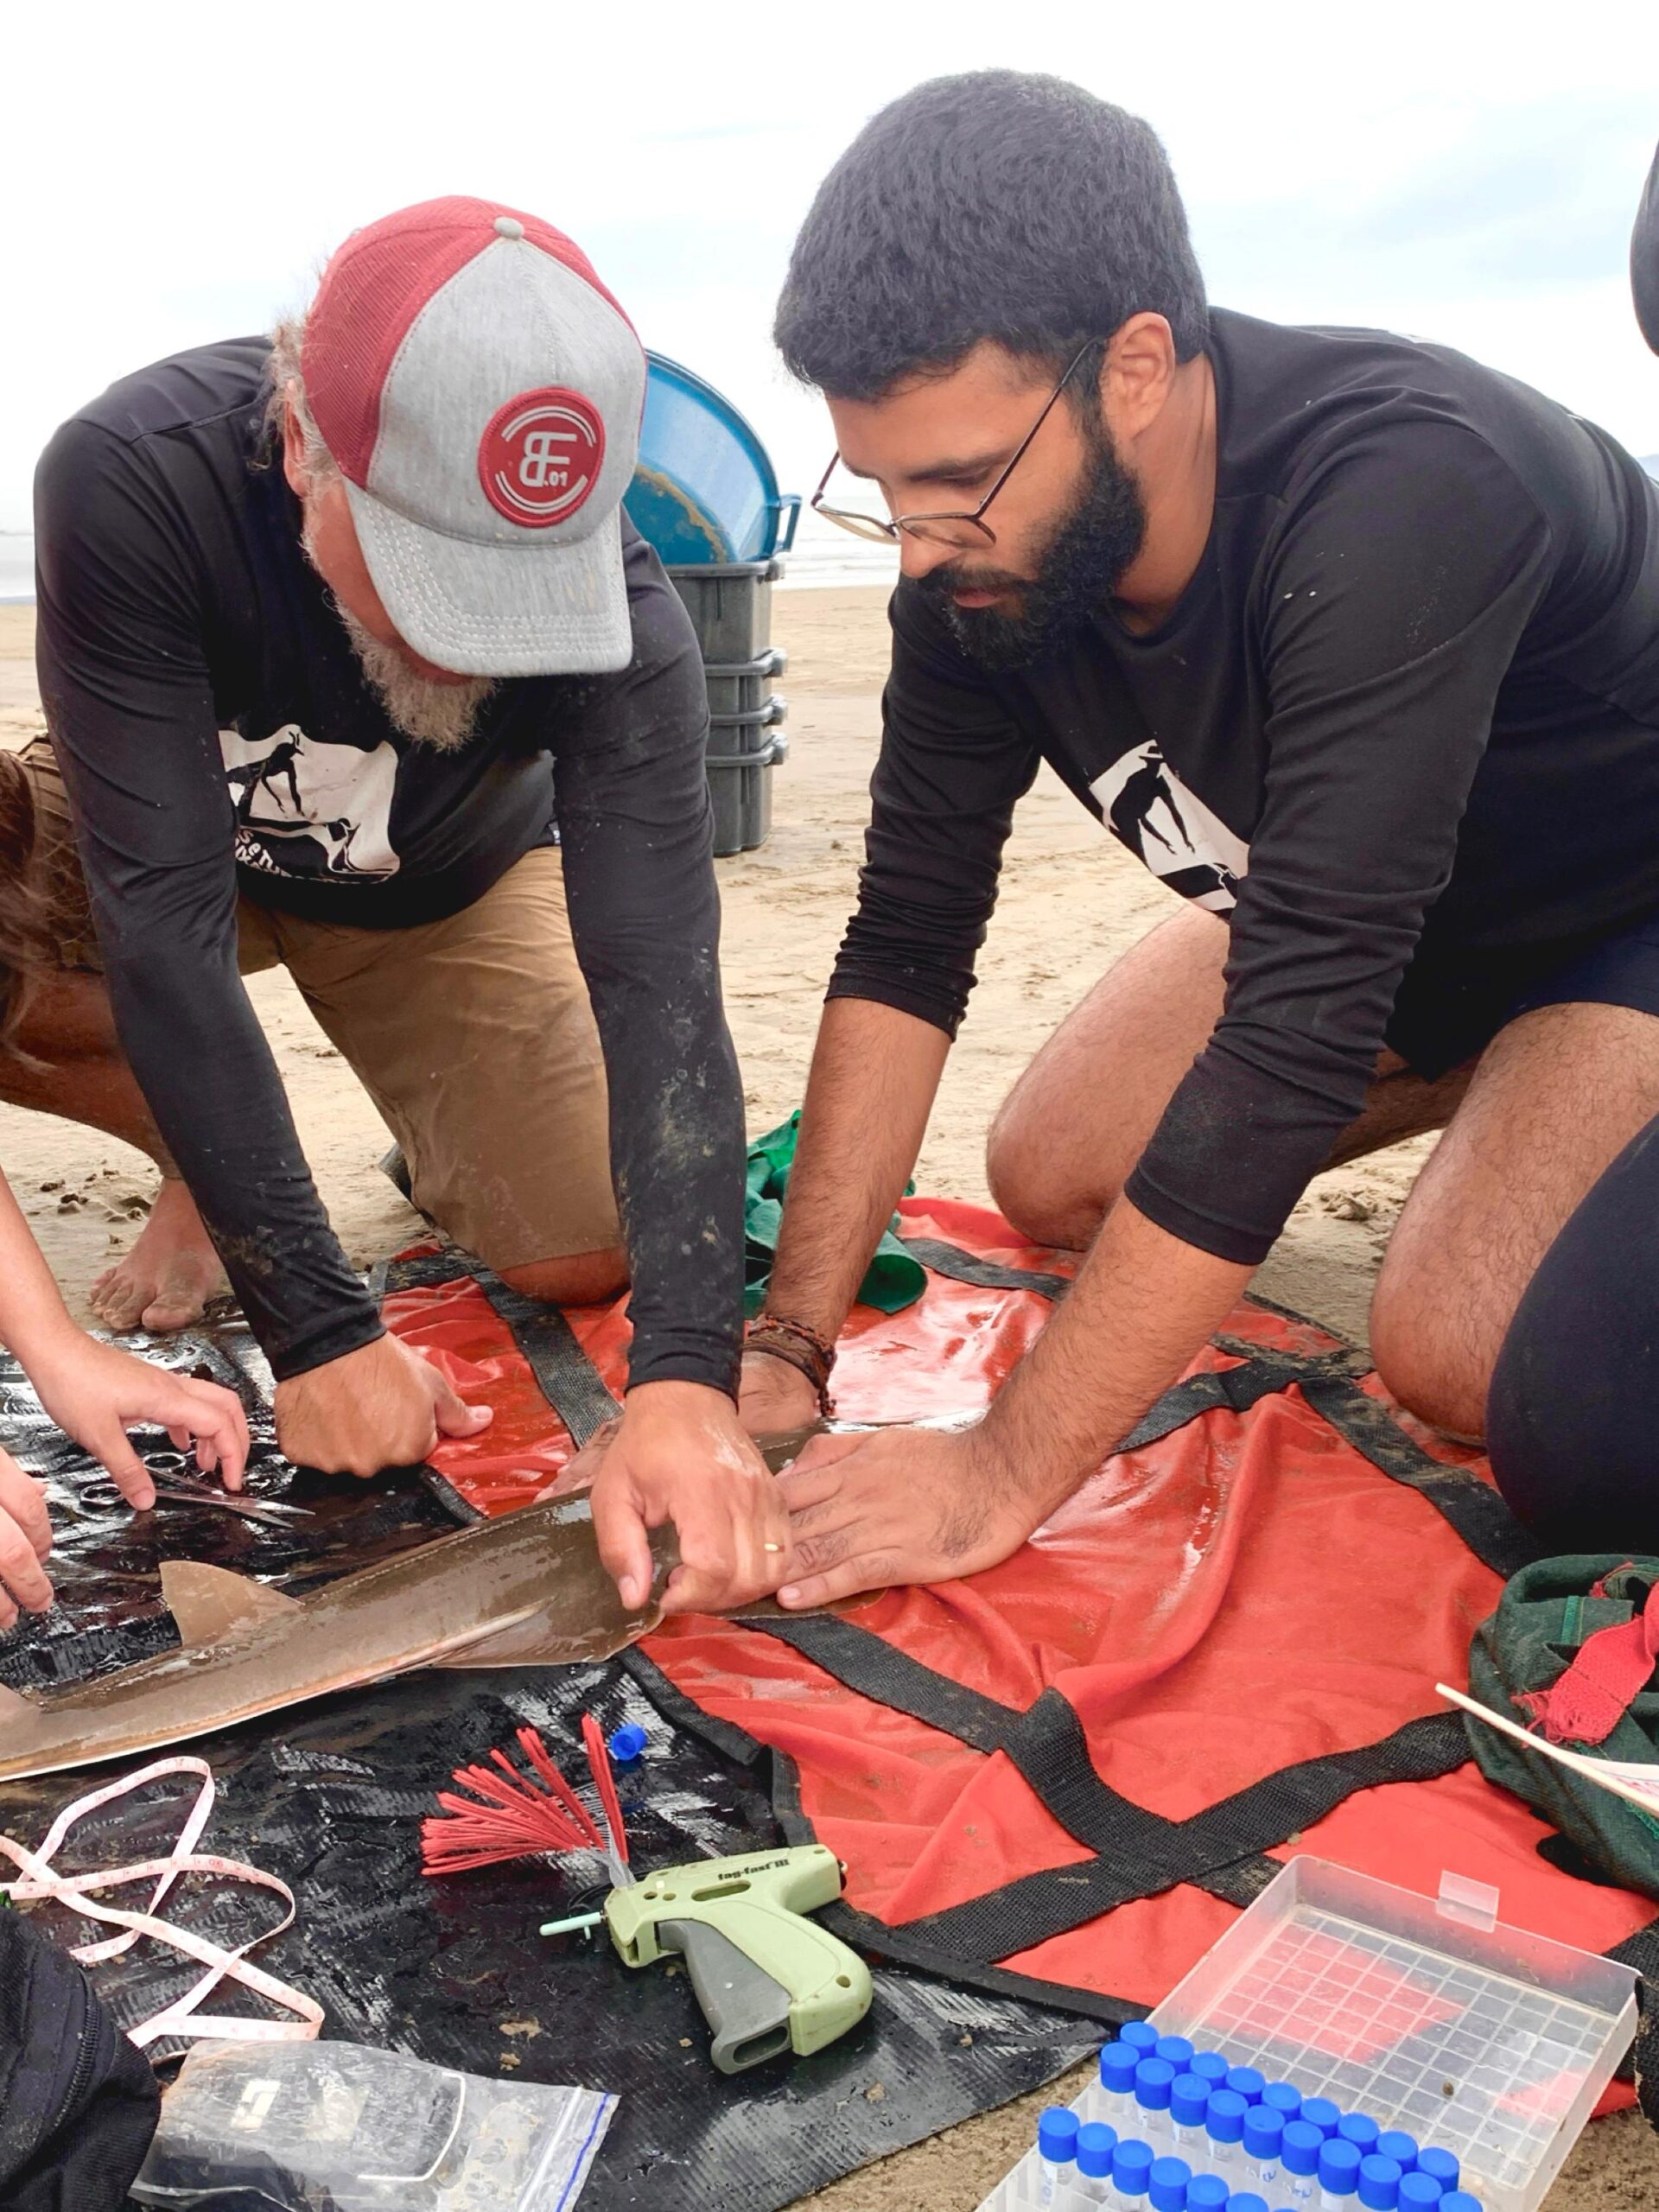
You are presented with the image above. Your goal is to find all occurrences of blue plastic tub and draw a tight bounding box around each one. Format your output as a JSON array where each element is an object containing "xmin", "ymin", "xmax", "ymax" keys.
[{"xmin": 625, "ymin": 353, "xmax": 800, "ymax": 566}]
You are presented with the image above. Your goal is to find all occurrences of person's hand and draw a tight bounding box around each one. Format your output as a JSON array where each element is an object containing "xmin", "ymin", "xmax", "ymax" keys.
[
  {"xmin": 0, "ymin": 1446, "xmax": 53, "ymax": 1627},
  {"xmin": 24, "ymin": 1329, "xmax": 251, "ymax": 1507},
  {"xmin": 737, "ymin": 1349, "xmax": 822, "ymax": 1438},
  {"xmin": 775, "ymin": 1423, "xmax": 1042, "ymax": 1609},
  {"xmin": 274, "ymin": 1332, "xmax": 491, "ymax": 1477},
  {"xmin": 589, "ymin": 1380, "xmax": 789, "ymax": 1616}
]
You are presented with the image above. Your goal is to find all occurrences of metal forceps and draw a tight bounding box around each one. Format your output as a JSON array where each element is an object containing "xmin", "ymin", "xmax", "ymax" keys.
[{"xmin": 74, "ymin": 1473, "xmax": 315, "ymax": 1528}]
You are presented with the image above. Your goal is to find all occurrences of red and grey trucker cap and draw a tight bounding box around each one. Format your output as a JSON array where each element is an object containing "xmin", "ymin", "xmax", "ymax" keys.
[{"xmin": 300, "ymin": 196, "xmax": 645, "ymax": 677}]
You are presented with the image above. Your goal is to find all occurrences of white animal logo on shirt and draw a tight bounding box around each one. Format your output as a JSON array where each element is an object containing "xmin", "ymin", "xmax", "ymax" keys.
[
  {"xmin": 1090, "ymin": 741, "xmax": 1249, "ymax": 913},
  {"xmin": 219, "ymin": 726, "xmax": 401, "ymax": 882}
]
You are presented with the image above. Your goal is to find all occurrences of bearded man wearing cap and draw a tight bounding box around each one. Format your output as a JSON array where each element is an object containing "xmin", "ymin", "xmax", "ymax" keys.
[{"xmin": 11, "ymin": 197, "xmax": 783, "ymax": 1612}]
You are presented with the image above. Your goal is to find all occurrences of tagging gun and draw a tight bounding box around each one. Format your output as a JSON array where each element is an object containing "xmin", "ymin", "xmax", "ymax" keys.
[{"xmin": 602, "ymin": 1842, "xmax": 873, "ymax": 2073}]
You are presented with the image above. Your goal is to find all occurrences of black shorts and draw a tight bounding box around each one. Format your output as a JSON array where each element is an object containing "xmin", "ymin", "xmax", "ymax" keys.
[{"xmin": 1389, "ymin": 909, "xmax": 1659, "ymax": 1080}]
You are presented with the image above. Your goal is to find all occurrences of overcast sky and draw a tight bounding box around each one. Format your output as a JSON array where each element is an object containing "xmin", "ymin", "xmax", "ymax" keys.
[{"xmin": 3, "ymin": 1, "xmax": 1656, "ymax": 531}]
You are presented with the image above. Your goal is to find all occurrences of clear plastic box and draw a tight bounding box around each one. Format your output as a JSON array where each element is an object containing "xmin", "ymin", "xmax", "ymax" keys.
[{"xmin": 976, "ymin": 1856, "xmax": 1637, "ymax": 2212}]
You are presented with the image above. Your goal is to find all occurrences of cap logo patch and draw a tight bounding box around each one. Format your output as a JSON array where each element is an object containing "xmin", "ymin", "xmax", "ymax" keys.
[{"xmin": 477, "ymin": 387, "xmax": 607, "ymax": 528}]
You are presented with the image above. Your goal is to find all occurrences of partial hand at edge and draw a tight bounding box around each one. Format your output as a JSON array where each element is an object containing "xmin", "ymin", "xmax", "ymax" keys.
[
  {"xmin": 0, "ymin": 1446, "xmax": 53, "ymax": 1627},
  {"xmin": 273, "ymin": 1331, "xmax": 491, "ymax": 1478},
  {"xmin": 589, "ymin": 1379, "xmax": 789, "ymax": 1616}
]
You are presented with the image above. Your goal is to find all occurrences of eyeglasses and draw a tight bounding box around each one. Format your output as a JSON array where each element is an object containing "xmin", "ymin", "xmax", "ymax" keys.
[{"xmin": 810, "ymin": 341, "xmax": 1099, "ymax": 548}]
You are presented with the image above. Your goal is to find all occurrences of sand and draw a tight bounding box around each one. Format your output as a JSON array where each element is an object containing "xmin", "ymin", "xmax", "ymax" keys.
[{"xmin": 2, "ymin": 593, "xmax": 1655, "ymax": 2205}]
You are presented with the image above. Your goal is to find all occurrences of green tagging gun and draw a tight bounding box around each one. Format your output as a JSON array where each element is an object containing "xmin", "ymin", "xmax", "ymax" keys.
[{"xmin": 542, "ymin": 1841, "xmax": 873, "ymax": 2074}]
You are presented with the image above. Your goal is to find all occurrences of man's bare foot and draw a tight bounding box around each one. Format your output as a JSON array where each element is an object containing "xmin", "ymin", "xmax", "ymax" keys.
[{"xmin": 89, "ymin": 1178, "xmax": 227, "ymax": 1332}]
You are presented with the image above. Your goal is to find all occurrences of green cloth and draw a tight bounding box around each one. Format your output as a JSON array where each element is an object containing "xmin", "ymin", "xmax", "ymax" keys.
[
  {"xmin": 744, "ymin": 1111, "xmax": 924, "ymax": 1319},
  {"xmin": 1466, "ymin": 1554, "xmax": 1659, "ymax": 1897}
]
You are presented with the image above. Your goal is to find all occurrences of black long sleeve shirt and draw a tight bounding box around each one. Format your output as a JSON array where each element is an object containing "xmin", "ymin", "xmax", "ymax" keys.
[
  {"xmin": 34, "ymin": 338, "xmax": 744, "ymax": 1392},
  {"xmin": 830, "ymin": 309, "xmax": 1659, "ymax": 1268}
]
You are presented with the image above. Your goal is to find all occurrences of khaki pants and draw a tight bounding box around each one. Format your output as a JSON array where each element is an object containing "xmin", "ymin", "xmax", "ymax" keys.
[{"xmin": 18, "ymin": 741, "xmax": 619, "ymax": 1269}]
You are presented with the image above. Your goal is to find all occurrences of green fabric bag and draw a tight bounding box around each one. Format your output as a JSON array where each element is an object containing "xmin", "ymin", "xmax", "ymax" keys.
[
  {"xmin": 1466, "ymin": 1554, "xmax": 1659, "ymax": 1897},
  {"xmin": 744, "ymin": 1111, "xmax": 925, "ymax": 1319}
]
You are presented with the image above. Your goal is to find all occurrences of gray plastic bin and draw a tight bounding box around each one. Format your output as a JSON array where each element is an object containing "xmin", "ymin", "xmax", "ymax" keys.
[
  {"xmin": 702, "ymin": 647, "xmax": 788, "ymax": 719},
  {"xmin": 666, "ymin": 558, "xmax": 781, "ymax": 663},
  {"xmin": 707, "ymin": 700, "xmax": 788, "ymax": 856}
]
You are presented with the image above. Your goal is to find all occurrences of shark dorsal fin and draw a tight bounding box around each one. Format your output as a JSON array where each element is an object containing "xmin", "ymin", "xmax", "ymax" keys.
[
  {"xmin": 162, "ymin": 1561, "xmax": 302, "ymax": 1644},
  {"xmin": 0, "ymin": 1681, "xmax": 40, "ymax": 1723}
]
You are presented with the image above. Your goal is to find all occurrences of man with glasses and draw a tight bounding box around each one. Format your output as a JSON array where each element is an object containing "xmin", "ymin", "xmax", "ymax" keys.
[{"xmin": 744, "ymin": 73, "xmax": 1659, "ymax": 1607}]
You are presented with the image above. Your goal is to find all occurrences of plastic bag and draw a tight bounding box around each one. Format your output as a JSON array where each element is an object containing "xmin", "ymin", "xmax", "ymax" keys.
[{"xmin": 130, "ymin": 2040, "xmax": 615, "ymax": 2211}]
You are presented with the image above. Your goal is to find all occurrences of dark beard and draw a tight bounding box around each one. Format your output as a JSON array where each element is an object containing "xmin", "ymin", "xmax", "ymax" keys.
[{"xmin": 918, "ymin": 417, "xmax": 1147, "ymax": 672}]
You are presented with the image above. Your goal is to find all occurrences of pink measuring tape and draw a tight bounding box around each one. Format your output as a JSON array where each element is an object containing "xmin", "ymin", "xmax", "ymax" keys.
[{"xmin": 0, "ymin": 1755, "xmax": 321, "ymax": 2046}]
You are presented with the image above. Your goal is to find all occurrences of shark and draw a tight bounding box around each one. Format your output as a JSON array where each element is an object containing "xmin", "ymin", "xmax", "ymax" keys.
[{"xmin": 0, "ymin": 1497, "xmax": 680, "ymax": 1787}]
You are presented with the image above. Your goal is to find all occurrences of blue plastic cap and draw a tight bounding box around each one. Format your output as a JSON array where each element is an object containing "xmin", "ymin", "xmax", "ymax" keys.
[
  {"xmin": 1376, "ymin": 2133, "xmax": 1419, "ymax": 2174},
  {"xmin": 1397, "ymin": 2177, "xmax": 1444, "ymax": 2210},
  {"xmin": 1300, "ymin": 2096, "xmax": 1342, "ymax": 2139},
  {"xmin": 1436, "ymin": 2195, "xmax": 1482, "ymax": 2212},
  {"xmin": 1281, "ymin": 2120, "xmax": 1323, "ymax": 2177},
  {"xmin": 1225, "ymin": 2065, "xmax": 1267, "ymax": 2104},
  {"xmin": 1149, "ymin": 2154, "xmax": 1193, "ymax": 2211},
  {"xmin": 1261, "ymin": 2082, "xmax": 1302, "ymax": 2120},
  {"xmin": 1187, "ymin": 2179, "xmax": 1230, "ymax": 2212},
  {"xmin": 1416, "ymin": 2150, "xmax": 1460, "ymax": 2190},
  {"xmin": 1357, "ymin": 2154, "xmax": 1403, "ymax": 2210},
  {"xmin": 1319, "ymin": 2139, "xmax": 1363, "ymax": 2195},
  {"xmin": 1156, "ymin": 2033, "xmax": 1197, "ymax": 2069},
  {"xmin": 607, "ymin": 1723, "xmax": 648, "ymax": 1763},
  {"xmin": 1339, "ymin": 2113, "xmax": 1381, "ymax": 2153},
  {"xmin": 1135, "ymin": 2057, "xmax": 1177, "ymax": 2111},
  {"xmin": 1172, "ymin": 2072, "xmax": 1211, "ymax": 2127},
  {"xmin": 1225, "ymin": 2196, "xmax": 1268, "ymax": 2212},
  {"xmin": 1191, "ymin": 2051, "xmax": 1231, "ymax": 2087},
  {"xmin": 1101, "ymin": 2041, "xmax": 1141, "ymax": 2094},
  {"xmin": 1243, "ymin": 2107, "xmax": 1285, "ymax": 2159},
  {"xmin": 1114, "ymin": 2138, "xmax": 1156, "ymax": 2190},
  {"xmin": 1077, "ymin": 2121, "xmax": 1118, "ymax": 2179},
  {"xmin": 1122, "ymin": 2021, "xmax": 1161, "ymax": 2052},
  {"xmin": 1206, "ymin": 2088, "xmax": 1249, "ymax": 2144},
  {"xmin": 1038, "ymin": 2107, "xmax": 1078, "ymax": 2162}
]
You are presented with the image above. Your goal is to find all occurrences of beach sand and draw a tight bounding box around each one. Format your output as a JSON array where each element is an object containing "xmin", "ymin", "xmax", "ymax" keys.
[{"xmin": 1, "ymin": 593, "xmax": 1655, "ymax": 2207}]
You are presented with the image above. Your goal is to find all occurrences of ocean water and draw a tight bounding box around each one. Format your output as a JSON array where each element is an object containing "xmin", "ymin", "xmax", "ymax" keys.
[{"xmin": 0, "ymin": 533, "xmax": 33, "ymax": 602}]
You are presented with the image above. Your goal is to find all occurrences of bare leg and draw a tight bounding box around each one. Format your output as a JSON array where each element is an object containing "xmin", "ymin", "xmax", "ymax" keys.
[
  {"xmin": 1370, "ymin": 1001, "xmax": 1659, "ymax": 1435},
  {"xmin": 0, "ymin": 970, "xmax": 226, "ymax": 1331},
  {"xmin": 986, "ymin": 906, "xmax": 1471, "ymax": 1249}
]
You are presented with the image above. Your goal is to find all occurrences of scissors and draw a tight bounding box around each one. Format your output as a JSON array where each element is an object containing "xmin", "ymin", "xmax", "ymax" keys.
[{"xmin": 73, "ymin": 1477, "xmax": 315, "ymax": 1529}]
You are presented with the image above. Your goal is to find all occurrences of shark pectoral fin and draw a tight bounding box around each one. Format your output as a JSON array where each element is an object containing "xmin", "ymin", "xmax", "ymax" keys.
[
  {"xmin": 0, "ymin": 1681, "xmax": 41, "ymax": 1724},
  {"xmin": 161, "ymin": 1560, "xmax": 303, "ymax": 1644}
]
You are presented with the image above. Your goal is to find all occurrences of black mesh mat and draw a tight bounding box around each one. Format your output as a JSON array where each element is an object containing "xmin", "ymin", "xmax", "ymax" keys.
[{"xmin": 0, "ymin": 1329, "xmax": 1097, "ymax": 2211}]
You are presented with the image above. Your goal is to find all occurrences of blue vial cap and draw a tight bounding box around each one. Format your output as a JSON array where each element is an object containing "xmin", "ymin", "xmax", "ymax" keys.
[
  {"xmin": 1191, "ymin": 2051, "xmax": 1231, "ymax": 2088},
  {"xmin": 1077, "ymin": 2121, "xmax": 1118, "ymax": 2179},
  {"xmin": 1300, "ymin": 2096, "xmax": 1342, "ymax": 2139},
  {"xmin": 1187, "ymin": 2180, "xmax": 1229, "ymax": 2212},
  {"xmin": 1397, "ymin": 2178, "xmax": 1443, "ymax": 2210},
  {"xmin": 1038, "ymin": 2107, "xmax": 1078, "ymax": 2162},
  {"xmin": 1150, "ymin": 2154, "xmax": 1193, "ymax": 2211},
  {"xmin": 1436, "ymin": 2196, "xmax": 1483, "ymax": 2212},
  {"xmin": 1358, "ymin": 2155, "xmax": 1403, "ymax": 2210},
  {"xmin": 1417, "ymin": 2150, "xmax": 1460, "ymax": 2190},
  {"xmin": 1101, "ymin": 2041, "xmax": 1141, "ymax": 2094},
  {"xmin": 1156, "ymin": 2033, "xmax": 1196, "ymax": 2070},
  {"xmin": 607, "ymin": 1722, "xmax": 648, "ymax": 1763},
  {"xmin": 1243, "ymin": 2107, "xmax": 1285, "ymax": 2160},
  {"xmin": 1122, "ymin": 2021, "xmax": 1161, "ymax": 2053},
  {"xmin": 1171, "ymin": 2072, "xmax": 1211, "ymax": 2127},
  {"xmin": 1225, "ymin": 2064, "xmax": 1267, "ymax": 2104},
  {"xmin": 1319, "ymin": 2140, "xmax": 1363, "ymax": 2196},
  {"xmin": 1135, "ymin": 2057, "xmax": 1177, "ymax": 2112},
  {"xmin": 1114, "ymin": 2138, "xmax": 1156, "ymax": 2193},
  {"xmin": 1340, "ymin": 2114, "xmax": 1381, "ymax": 2155},
  {"xmin": 1262, "ymin": 2082, "xmax": 1301, "ymax": 2121},
  {"xmin": 1206, "ymin": 2088, "xmax": 1249, "ymax": 2144},
  {"xmin": 1225, "ymin": 2197, "xmax": 1268, "ymax": 2212},
  {"xmin": 1281, "ymin": 2120, "xmax": 1324, "ymax": 2177},
  {"xmin": 1376, "ymin": 2133, "xmax": 1418, "ymax": 2175}
]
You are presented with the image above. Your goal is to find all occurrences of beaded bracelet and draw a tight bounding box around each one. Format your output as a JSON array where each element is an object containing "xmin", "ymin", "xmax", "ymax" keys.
[{"xmin": 745, "ymin": 1313, "xmax": 837, "ymax": 1417}]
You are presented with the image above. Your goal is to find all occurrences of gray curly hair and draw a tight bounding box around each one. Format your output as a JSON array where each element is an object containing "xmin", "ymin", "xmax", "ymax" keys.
[{"xmin": 264, "ymin": 316, "xmax": 340, "ymax": 489}]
